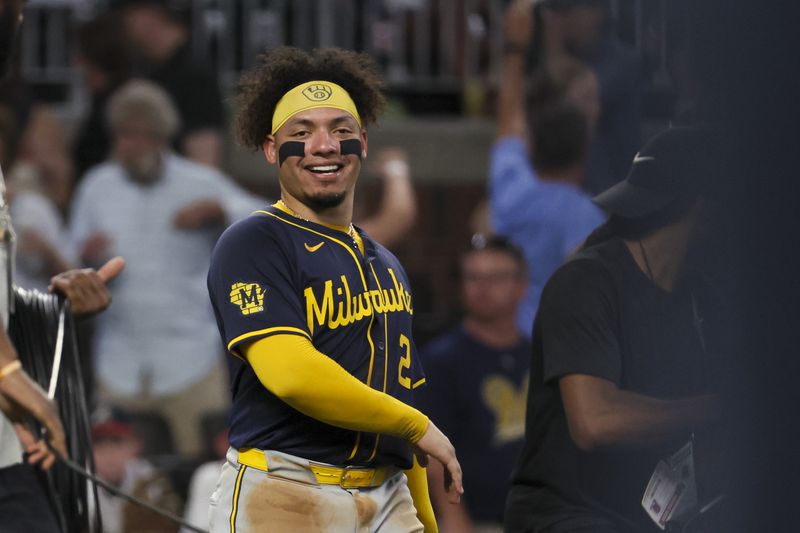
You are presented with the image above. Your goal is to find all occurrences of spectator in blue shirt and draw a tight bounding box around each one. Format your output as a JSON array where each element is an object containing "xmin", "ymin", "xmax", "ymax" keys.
[
  {"xmin": 535, "ymin": 0, "xmax": 643, "ymax": 194},
  {"xmin": 490, "ymin": 0, "xmax": 606, "ymax": 336}
]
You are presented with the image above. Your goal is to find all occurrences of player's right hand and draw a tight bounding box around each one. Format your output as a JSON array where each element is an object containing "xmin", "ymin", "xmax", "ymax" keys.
[{"xmin": 412, "ymin": 420, "xmax": 464, "ymax": 504}]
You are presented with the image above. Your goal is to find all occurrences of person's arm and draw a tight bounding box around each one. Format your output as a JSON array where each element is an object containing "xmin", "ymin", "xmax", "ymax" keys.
[
  {"xmin": 560, "ymin": 374, "xmax": 720, "ymax": 451},
  {"xmin": 173, "ymin": 170, "xmax": 265, "ymax": 230},
  {"xmin": 244, "ymin": 334, "xmax": 463, "ymax": 502},
  {"xmin": 49, "ymin": 256, "xmax": 125, "ymax": 317},
  {"xmin": 541, "ymin": 261, "xmax": 720, "ymax": 452},
  {"xmin": 488, "ymin": 137, "xmax": 545, "ymax": 231},
  {"xmin": 358, "ymin": 148, "xmax": 417, "ymax": 248},
  {"xmin": 245, "ymin": 334, "xmax": 428, "ymax": 438},
  {"xmin": 427, "ymin": 460, "xmax": 475, "ymax": 533},
  {"xmin": 405, "ymin": 456, "xmax": 438, "ymax": 533},
  {"xmin": 491, "ymin": 1, "xmax": 549, "ymax": 234},
  {"xmin": 496, "ymin": 0, "xmax": 536, "ymax": 140},
  {"xmin": 0, "ymin": 330, "xmax": 66, "ymax": 468},
  {"xmin": 172, "ymin": 191, "xmax": 262, "ymax": 231},
  {"xmin": 173, "ymin": 199, "xmax": 228, "ymax": 229}
]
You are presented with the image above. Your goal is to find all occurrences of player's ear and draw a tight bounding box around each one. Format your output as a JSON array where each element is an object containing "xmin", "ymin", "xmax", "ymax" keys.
[
  {"xmin": 262, "ymin": 135, "xmax": 277, "ymax": 165},
  {"xmin": 360, "ymin": 129, "xmax": 368, "ymax": 160}
]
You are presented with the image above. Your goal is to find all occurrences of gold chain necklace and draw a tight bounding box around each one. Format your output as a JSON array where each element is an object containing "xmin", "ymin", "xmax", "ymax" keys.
[{"xmin": 277, "ymin": 199, "xmax": 358, "ymax": 242}]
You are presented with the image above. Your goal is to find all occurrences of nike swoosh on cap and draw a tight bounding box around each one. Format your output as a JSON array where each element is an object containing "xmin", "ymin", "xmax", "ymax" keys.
[
  {"xmin": 633, "ymin": 154, "xmax": 655, "ymax": 164},
  {"xmin": 304, "ymin": 242, "xmax": 325, "ymax": 252}
]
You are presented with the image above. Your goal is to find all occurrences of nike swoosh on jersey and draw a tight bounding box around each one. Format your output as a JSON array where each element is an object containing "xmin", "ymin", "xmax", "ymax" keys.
[{"xmin": 304, "ymin": 241, "xmax": 325, "ymax": 252}]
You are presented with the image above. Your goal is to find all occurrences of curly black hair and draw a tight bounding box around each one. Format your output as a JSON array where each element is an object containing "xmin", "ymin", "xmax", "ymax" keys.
[{"xmin": 234, "ymin": 47, "xmax": 386, "ymax": 150}]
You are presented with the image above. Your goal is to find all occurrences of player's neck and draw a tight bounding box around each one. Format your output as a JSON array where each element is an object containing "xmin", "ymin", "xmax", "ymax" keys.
[
  {"xmin": 279, "ymin": 195, "xmax": 353, "ymax": 229},
  {"xmin": 463, "ymin": 317, "xmax": 522, "ymax": 350}
]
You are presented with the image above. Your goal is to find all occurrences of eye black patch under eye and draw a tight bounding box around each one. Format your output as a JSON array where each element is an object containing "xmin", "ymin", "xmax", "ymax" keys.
[
  {"xmin": 278, "ymin": 139, "xmax": 363, "ymax": 166},
  {"xmin": 278, "ymin": 141, "xmax": 305, "ymax": 166},
  {"xmin": 340, "ymin": 139, "xmax": 363, "ymax": 160}
]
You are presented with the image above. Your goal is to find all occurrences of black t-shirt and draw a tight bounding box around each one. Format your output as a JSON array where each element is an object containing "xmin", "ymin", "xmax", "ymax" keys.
[
  {"xmin": 507, "ymin": 238, "xmax": 713, "ymax": 532},
  {"xmin": 150, "ymin": 46, "xmax": 224, "ymax": 149},
  {"xmin": 417, "ymin": 326, "xmax": 531, "ymax": 523},
  {"xmin": 73, "ymin": 85, "xmax": 120, "ymax": 179}
]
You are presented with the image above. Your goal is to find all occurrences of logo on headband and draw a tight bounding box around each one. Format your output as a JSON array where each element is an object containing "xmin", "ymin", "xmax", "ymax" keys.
[{"xmin": 302, "ymin": 84, "xmax": 333, "ymax": 102}]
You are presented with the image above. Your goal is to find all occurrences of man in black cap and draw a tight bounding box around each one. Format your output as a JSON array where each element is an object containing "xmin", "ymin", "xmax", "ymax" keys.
[{"xmin": 505, "ymin": 127, "xmax": 724, "ymax": 532}]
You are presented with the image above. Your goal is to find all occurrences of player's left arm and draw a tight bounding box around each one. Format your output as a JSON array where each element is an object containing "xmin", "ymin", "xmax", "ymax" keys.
[
  {"xmin": 244, "ymin": 334, "xmax": 463, "ymax": 503},
  {"xmin": 404, "ymin": 455, "xmax": 437, "ymax": 533},
  {"xmin": 244, "ymin": 334, "xmax": 430, "ymax": 441}
]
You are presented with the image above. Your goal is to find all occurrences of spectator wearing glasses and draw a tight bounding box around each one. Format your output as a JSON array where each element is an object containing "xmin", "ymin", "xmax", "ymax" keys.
[{"xmin": 418, "ymin": 236, "xmax": 531, "ymax": 533}]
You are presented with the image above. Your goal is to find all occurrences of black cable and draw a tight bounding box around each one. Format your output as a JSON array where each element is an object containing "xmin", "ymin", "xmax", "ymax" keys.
[
  {"xmin": 10, "ymin": 288, "xmax": 212, "ymax": 533},
  {"xmin": 9, "ymin": 288, "xmax": 101, "ymax": 532},
  {"xmin": 47, "ymin": 444, "xmax": 210, "ymax": 533}
]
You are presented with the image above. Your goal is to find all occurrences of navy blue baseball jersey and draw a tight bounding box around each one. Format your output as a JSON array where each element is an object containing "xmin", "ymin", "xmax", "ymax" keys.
[{"xmin": 207, "ymin": 204, "xmax": 426, "ymax": 469}]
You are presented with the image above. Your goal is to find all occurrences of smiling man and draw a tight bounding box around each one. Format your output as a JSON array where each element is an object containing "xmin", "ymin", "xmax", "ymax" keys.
[{"xmin": 206, "ymin": 47, "xmax": 462, "ymax": 533}]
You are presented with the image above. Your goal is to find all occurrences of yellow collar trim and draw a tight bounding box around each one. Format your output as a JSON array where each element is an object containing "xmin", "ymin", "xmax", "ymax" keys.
[
  {"xmin": 271, "ymin": 80, "xmax": 362, "ymax": 135},
  {"xmin": 272, "ymin": 201, "xmax": 351, "ymax": 234}
]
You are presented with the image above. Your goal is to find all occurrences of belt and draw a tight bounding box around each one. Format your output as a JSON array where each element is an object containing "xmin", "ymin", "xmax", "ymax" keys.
[{"xmin": 237, "ymin": 448, "xmax": 394, "ymax": 489}]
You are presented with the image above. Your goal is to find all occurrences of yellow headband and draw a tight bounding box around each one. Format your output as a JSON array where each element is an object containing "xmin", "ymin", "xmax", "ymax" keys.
[{"xmin": 271, "ymin": 80, "xmax": 362, "ymax": 135}]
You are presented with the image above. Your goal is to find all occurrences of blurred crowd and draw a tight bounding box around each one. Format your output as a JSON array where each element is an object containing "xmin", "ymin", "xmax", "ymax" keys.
[{"xmin": 0, "ymin": 0, "xmax": 708, "ymax": 531}]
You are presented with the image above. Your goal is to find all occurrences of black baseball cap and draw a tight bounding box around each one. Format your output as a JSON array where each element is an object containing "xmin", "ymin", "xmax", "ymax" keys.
[{"xmin": 592, "ymin": 127, "xmax": 716, "ymax": 219}]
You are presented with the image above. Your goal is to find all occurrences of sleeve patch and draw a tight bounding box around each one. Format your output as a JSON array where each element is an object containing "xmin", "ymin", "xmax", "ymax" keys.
[{"xmin": 230, "ymin": 282, "xmax": 266, "ymax": 315}]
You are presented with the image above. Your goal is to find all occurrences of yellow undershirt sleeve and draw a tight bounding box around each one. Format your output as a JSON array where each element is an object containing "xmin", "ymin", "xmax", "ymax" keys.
[
  {"xmin": 405, "ymin": 456, "xmax": 438, "ymax": 533},
  {"xmin": 244, "ymin": 334, "xmax": 429, "ymax": 443}
]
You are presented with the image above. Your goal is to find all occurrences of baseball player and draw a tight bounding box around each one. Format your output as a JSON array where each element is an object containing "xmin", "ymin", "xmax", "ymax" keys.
[{"xmin": 206, "ymin": 47, "xmax": 462, "ymax": 532}]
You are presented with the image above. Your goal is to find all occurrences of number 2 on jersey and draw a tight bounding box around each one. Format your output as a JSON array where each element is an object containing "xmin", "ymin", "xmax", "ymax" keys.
[{"xmin": 398, "ymin": 334, "xmax": 412, "ymax": 389}]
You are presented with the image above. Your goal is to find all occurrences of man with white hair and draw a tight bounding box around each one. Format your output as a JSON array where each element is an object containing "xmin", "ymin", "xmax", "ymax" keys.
[{"xmin": 70, "ymin": 79, "xmax": 264, "ymax": 457}]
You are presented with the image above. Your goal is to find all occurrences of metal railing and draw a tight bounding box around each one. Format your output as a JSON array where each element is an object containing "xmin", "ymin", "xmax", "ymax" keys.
[
  {"xmin": 183, "ymin": 0, "xmax": 509, "ymax": 90},
  {"xmin": 17, "ymin": 0, "xmax": 672, "ymax": 115}
]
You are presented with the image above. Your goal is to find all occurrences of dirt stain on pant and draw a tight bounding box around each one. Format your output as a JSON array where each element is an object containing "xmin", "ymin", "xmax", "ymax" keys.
[
  {"xmin": 245, "ymin": 478, "xmax": 330, "ymax": 532},
  {"xmin": 354, "ymin": 494, "xmax": 377, "ymax": 527}
]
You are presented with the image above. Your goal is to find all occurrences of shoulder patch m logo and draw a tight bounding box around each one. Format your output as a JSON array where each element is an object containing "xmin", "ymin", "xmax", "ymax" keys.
[{"xmin": 230, "ymin": 282, "xmax": 265, "ymax": 315}]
